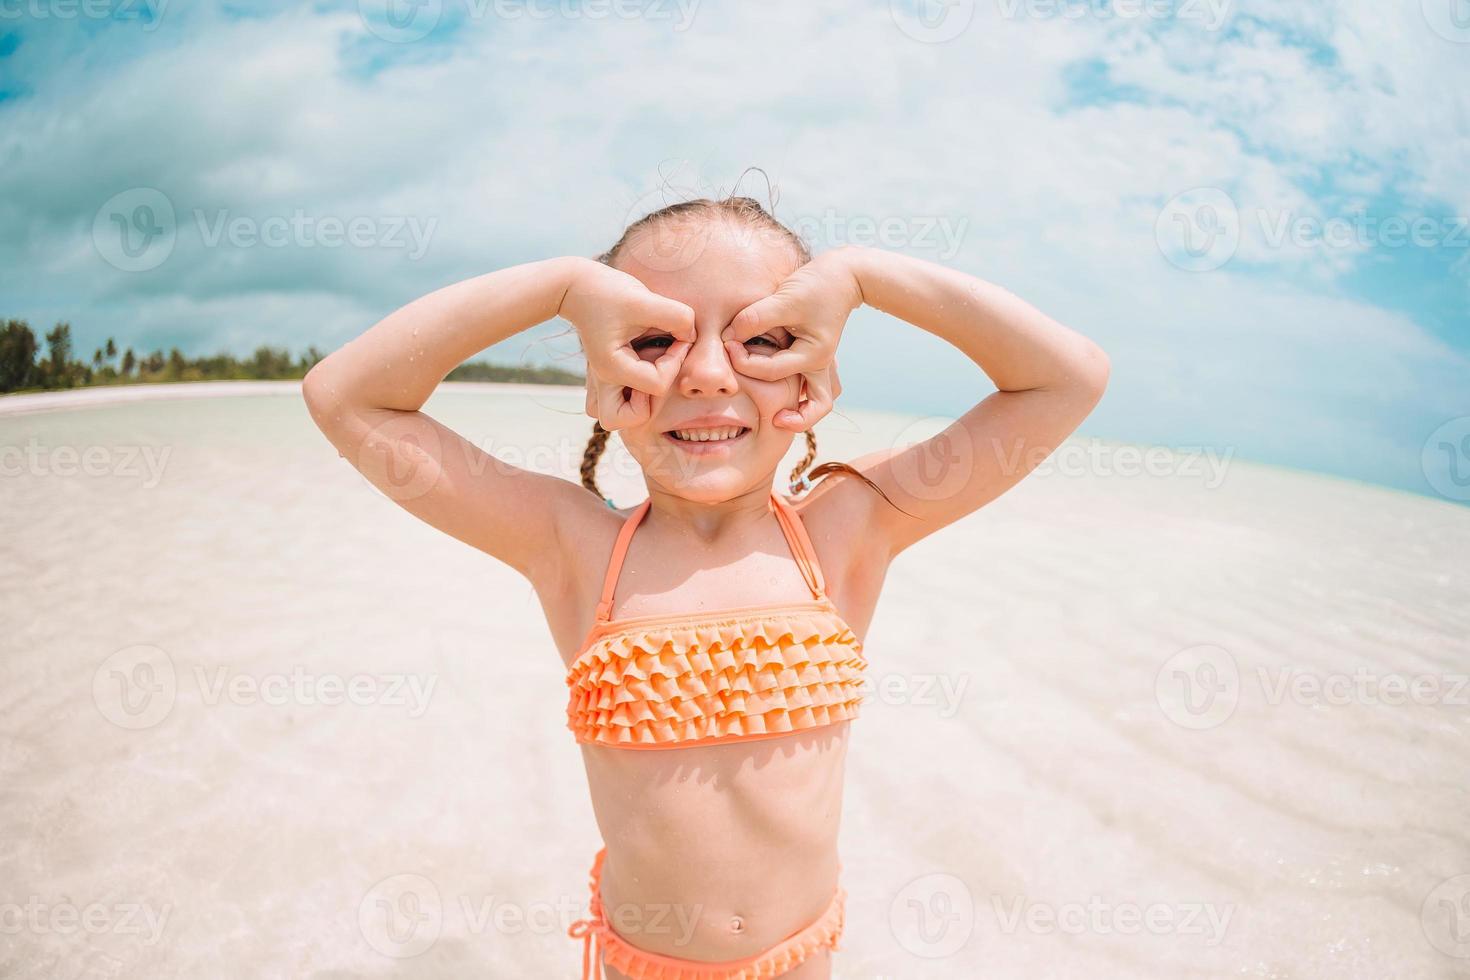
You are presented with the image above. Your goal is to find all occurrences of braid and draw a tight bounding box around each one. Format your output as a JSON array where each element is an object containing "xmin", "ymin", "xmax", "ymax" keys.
[
  {"xmin": 782, "ymin": 427, "xmax": 915, "ymax": 517},
  {"xmin": 787, "ymin": 429, "xmax": 818, "ymax": 494},
  {"xmin": 581, "ymin": 421, "xmax": 612, "ymax": 502}
]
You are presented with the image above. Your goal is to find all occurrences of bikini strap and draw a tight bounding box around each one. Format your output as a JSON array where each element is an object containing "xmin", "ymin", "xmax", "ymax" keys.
[
  {"xmin": 596, "ymin": 495, "xmax": 824, "ymax": 623},
  {"xmin": 769, "ymin": 491, "xmax": 827, "ymax": 599},
  {"xmin": 594, "ymin": 499, "xmax": 651, "ymax": 624}
]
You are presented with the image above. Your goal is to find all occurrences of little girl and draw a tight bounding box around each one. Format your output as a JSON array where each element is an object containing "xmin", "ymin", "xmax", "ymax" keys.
[{"xmin": 303, "ymin": 194, "xmax": 1109, "ymax": 978}]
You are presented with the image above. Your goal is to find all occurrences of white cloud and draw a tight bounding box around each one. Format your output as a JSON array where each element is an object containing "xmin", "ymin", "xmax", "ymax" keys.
[{"xmin": 0, "ymin": 0, "xmax": 1465, "ymax": 495}]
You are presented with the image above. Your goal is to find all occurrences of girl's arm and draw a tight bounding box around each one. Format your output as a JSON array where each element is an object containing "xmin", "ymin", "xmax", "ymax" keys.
[
  {"xmin": 838, "ymin": 246, "xmax": 1111, "ymax": 557},
  {"xmin": 301, "ymin": 257, "xmax": 601, "ymax": 586}
]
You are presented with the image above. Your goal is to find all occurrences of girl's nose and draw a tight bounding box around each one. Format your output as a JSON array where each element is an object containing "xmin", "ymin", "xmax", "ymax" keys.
[{"xmin": 676, "ymin": 333, "xmax": 738, "ymax": 398}]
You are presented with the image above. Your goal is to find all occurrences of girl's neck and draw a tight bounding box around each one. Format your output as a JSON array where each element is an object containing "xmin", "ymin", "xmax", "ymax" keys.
[{"xmin": 641, "ymin": 482, "xmax": 778, "ymax": 545}]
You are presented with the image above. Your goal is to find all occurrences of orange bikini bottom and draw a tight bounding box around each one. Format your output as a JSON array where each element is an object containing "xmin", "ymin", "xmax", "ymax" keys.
[{"xmin": 567, "ymin": 847, "xmax": 846, "ymax": 979}]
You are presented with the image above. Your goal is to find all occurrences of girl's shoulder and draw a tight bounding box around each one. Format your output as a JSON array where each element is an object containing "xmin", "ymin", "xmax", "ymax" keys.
[{"xmin": 531, "ymin": 487, "xmax": 628, "ymax": 594}]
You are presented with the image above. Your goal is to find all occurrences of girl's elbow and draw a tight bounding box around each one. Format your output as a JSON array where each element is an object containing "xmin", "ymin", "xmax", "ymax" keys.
[
  {"xmin": 301, "ymin": 359, "xmax": 352, "ymax": 432},
  {"xmin": 1078, "ymin": 340, "xmax": 1111, "ymax": 395},
  {"xmin": 301, "ymin": 360, "xmax": 334, "ymax": 415}
]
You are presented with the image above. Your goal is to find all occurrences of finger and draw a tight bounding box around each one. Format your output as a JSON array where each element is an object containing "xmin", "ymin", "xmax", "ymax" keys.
[
  {"xmin": 604, "ymin": 341, "xmax": 687, "ymax": 396},
  {"xmin": 622, "ymin": 386, "xmax": 652, "ymax": 427},
  {"xmin": 771, "ymin": 370, "xmax": 808, "ymax": 431},
  {"xmin": 594, "ymin": 377, "xmax": 651, "ymax": 431},
  {"xmin": 609, "ymin": 387, "xmax": 651, "ymax": 430},
  {"xmin": 722, "ymin": 341, "xmax": 819, "ymax": 383},
  {"xmin": 592, "ymin": 378, "xmax": 625, "ymax": 429},
  {"xmin": 649, "ymin": 339, "xmax": 691, "ymax": 392},
  {"xmin": 723, "ymin": 293, "xmax": 794, "ymax": 344},
  {"xmin": 776, "ymin": 369, "xmax": 835, "ymax": 431},
  {"xmin": 634, "ymin": 293, "xmax": 697, "ymax": 343},
  {"xmin": 722, "ymin": 338, "xmax": 761, "ymax": 378}
]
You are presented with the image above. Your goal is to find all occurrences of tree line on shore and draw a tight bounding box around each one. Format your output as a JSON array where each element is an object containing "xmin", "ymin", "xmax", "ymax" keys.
[{"xmin": 0, "ymin": 319, "xmax": 584, "ymax": 394}]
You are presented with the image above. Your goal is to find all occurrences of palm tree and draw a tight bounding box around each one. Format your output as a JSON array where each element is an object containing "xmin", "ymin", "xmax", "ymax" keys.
[
  {"xmin": 44, "ymin": 322, "xmax": 75, "ymax": 389},
  {"xmin": 0, "ymin": 319, "xmax": 38, "ymax": 392}
]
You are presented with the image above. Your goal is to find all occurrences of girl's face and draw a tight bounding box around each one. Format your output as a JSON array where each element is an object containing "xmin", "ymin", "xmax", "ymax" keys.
[{"xmin": 599, "ymin": 218, "xmax": 806, "ymax": 502}]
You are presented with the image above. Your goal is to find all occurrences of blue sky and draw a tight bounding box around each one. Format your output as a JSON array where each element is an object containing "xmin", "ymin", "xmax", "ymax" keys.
[{"xmin": 0, "ymin": 0, "xmax": 1467, "ymax": 501}]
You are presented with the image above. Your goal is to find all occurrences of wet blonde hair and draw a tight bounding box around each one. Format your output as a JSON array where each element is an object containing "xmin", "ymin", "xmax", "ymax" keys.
[{"xmin": 581, "ymin": 192, "xmax": 902, "ymax": 513}]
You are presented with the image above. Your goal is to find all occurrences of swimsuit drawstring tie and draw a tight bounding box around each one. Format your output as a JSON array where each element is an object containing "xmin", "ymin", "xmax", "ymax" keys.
[
  {"xmin": 567, "ymin": 916, "xmax": 601, "ymax": 980},
  {"xmin": 569, "ymin": 853, "xmax": 606, "ymax": 980}
]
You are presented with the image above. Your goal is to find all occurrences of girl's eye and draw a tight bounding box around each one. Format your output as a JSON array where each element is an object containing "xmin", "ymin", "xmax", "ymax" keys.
[
  {"xmin": 628, "ymin": 335, "xmax": 784, "ymax": 359},
  {"xmin": 631, "ymin": 335, "xmax": 673, "ymax": 354}
]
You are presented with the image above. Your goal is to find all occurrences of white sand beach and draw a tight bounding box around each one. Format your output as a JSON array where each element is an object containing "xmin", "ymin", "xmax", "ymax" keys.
[{"xmin": 1, "ymin": 382, "xmax": 1467, "ymax": 979}]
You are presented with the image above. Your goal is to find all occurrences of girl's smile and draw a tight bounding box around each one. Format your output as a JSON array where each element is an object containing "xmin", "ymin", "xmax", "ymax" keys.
[{"xmin": 662, "ymin": 424, "xmax": 753, "ymax": 455}]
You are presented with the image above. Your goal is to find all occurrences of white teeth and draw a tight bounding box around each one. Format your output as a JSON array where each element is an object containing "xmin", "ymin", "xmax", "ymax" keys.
[{"xmin": 671, "ymin": 426, "xmax": 744, "ymax": 442}]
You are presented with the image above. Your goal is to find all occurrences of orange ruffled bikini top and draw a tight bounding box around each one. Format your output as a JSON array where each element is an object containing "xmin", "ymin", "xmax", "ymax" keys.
[{"xmin": 566, "ymin": 490, "xmax": 868, "ymax": 749}]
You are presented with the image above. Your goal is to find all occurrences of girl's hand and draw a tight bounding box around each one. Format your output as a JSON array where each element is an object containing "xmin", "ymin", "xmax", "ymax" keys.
[
  {"xmin": 559, "ymin": 259, "xmax": 696, "ymax": 430},
  {"xmin": 721, "ymin": 248, "xmax": 863, "ymax": 430}
]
